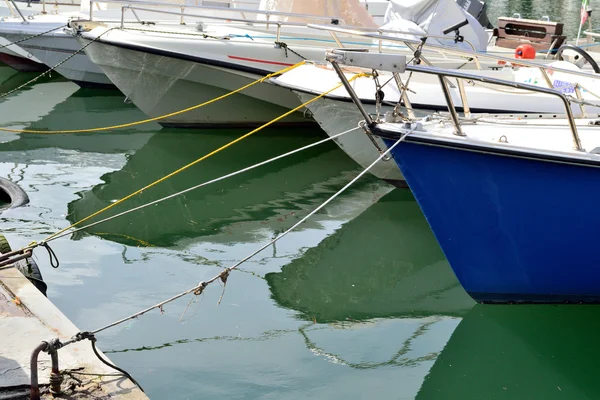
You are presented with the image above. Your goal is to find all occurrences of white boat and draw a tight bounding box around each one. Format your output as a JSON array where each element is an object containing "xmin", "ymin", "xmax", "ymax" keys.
[
  {"xmin": 0, "ymin": 0, "xmax": 390, "ymax": 86},
  {"xmin": 0, "ymin": 0, "xmax": 83, "ymax": 71},
  {"xmin": 70, "ymin": 0, "xmax": 384, "ymax": 125},
  {"xmin": 0, "ymin": 0, "xmax": 264, "ymax": 85},
  {"xmin": 327, "ymin": 50, "xmax": 600, "ymax": 303},
  {"xmin": 270, "ymin": 28, "xmax": 600, "ymax": 186},
  {"xmin": 70, "ymin": 0, "xmax": 494, "ymax": 126},
  {"xmin": 0, "ymin": 35, "xmax": 48, "ymax": 71}
]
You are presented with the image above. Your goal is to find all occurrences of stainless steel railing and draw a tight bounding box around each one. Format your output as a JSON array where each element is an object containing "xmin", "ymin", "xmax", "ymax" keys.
[
  {"xmin": 310, "ymin": 24, "xmax": 600, "ymax": 83},
  {"xmin": 6, "ymin": 0, "xmax": 28, "ymax": 23},
  {"xmin": 326, "ymin": 49, "xmax": 586, "ymax": 151},
  {"xmin": 87, "ymin": 0, "xmax": 346, "ymax": 31}
]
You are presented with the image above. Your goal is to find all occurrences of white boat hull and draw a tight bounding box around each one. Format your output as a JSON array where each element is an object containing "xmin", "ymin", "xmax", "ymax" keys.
[
  {"xmin": 2, "ymin": 30, "xmax": 112, "ymax": 86},
  {"xmin": 0, "ymin": 36, "xmax": 46, "ymax": 71},
  {"xmin": 296, "ymin": 91, "xmax": 406, "ymax": 185},
  {"xmin": 77, "ymin": 27, "xmax": 328, "ymax": 126}
]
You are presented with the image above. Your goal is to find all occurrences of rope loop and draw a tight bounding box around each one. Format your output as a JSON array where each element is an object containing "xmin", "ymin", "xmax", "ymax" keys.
[{"xmin": 40, "ymin": 242, "xmax": 60, "ymax": 269}]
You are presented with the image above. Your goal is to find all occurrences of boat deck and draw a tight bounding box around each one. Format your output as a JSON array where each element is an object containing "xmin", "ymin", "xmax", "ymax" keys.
[{"xmin": 0, "ymin": 266, "xmax": 147, "ymax": 399}]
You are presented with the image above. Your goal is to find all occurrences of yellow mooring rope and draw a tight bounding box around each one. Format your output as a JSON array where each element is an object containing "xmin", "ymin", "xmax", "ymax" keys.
[
  {"xmin": 41, "ymin": 72, "xmax": 370, "ymax": 243},
  {"xmin": 0, "ymin": 61, "xmax": 307, "ymax": 134}
]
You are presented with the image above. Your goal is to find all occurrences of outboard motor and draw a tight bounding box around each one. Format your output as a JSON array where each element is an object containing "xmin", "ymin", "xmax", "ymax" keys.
[{"xmin": 456, "ymin": 0, "xmax": 493, "ymax": 28}]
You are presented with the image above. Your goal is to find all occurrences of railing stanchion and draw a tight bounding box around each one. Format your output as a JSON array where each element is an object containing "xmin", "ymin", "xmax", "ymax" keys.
[
  {"xmin": 473, "ymin": 55, "xmax": 482, "ymax": 70},
  {"xmin": 540, "ymin": 67, "xmax": 554, "ymax": 89},
  {"xmin": 276, "ymin": 22, "xmax": 281, "ymax": 42},
  {"xmin": 131, "ymin": 8, "xmax": 142, "ymax": 23},
  {"xmin": 9, "ymin": 0, "xmax": 28, "ymax": 23},
  {"xmin": 330, "ymin": 31, "xmax": 343, "ymax": 48},
  {"xmin": 456, "ymin": 78, "xmax": 471, "ymax": 119},
  {"xmin": 330, "ymin": 61, "xmax": 373, "ymax": 126},
  {"xmin": 393, "ymin": 73, "xmax": 415, "ymax": 119},
  {"xmin": 438, "ymin": 74, "xmax": 464, "ymax": 136},
  {"xmin": 575, "ymin": 84, "xmax": 587, "ymax": 118}
]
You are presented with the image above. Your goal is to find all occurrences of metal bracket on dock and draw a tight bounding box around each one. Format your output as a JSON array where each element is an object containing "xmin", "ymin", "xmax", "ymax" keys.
[
  {"xmin": 30, "ymin": 339, "xmax": 64, "ymax": 400},
  {"xmin": 0, "ymin": 248, "xmax": 32, "ymax": 268}
]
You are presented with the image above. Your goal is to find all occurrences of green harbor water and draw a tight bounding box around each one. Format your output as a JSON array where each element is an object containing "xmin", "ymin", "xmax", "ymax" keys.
[{"xmin": 1, "ymin": 1, "xmax": 599, "ymax": 398}]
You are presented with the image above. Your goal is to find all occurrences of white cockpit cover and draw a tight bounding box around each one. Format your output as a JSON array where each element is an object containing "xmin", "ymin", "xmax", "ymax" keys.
[
  {"xmin": 382, "ymin": 0, "xmax": 488, "ymax": 51},
  {"xmin": 258, "ymin": 0, "xmax": 378, "ymax": 28}
]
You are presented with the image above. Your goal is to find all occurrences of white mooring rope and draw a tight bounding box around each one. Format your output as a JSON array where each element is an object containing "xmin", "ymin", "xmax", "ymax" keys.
[
  {"xmin": 87, "ymin": 131, "xmax": 409, "ymax": 336},
  {"xmin": 48, "ymin": 126, "xmax": 363, "ymax": 242}
]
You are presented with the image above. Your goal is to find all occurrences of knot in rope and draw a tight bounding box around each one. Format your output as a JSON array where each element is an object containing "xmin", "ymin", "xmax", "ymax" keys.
[
  {"xmin": 275, "ymin": 41, "xmax": 307, "ymax": 60},
  {"xmin": 220, "ymin": 270, "xmax": 230, "ymax": 285},
  {"xmin": 73, "ymin": 331, "xmax": 95, "ymax": 343},
  {"xmin": 193, "ymin": 281, "xmax": 207, "ymax": 296}
]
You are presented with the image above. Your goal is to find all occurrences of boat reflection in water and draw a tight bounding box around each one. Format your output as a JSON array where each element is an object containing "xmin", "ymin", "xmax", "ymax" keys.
[
  {"xmin": 266, "ymin": 189, "xmax": 474, "ymax": 322},
  {"xmin": 0, "ymin": 65, "xmax": 61, "ymax": 93},
  {"xmin": 0, "ymin": 67, "xmax": 76, "ymax": 131},
  {"xmin": 0, "ymin": 87, "xmax": 156, "ymax": 155},
  {"xmin": 417, "ymin": 304, "xmax": 600, "ymax": 399},
  {"xmin": 264, "ymin": 189, "xmax": 473, "ymax": 398},
  {"xmin": 66, "ymin": 128, "xmax": 391, "ymax": 248}
]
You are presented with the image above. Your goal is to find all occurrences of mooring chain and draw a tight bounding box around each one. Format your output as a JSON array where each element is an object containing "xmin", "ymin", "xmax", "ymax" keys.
[
  {"xmin": 124, "ymin": 26, "xmax": 230, "ymax": 40},
  {"xmin": 0, "ymin": 24, "xmax": 67, "ymax": 51},
  {"xmin": 0, "ymin": 27, "xmax": 116, "ymax": 100}
]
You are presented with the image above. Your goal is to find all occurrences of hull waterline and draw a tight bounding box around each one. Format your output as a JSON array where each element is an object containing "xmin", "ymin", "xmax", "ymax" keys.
[{"xmin": 0, "ymin": 51, "xmax": 47, "ymax": 72}]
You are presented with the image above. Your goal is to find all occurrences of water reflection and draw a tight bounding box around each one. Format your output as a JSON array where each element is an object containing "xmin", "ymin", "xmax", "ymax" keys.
[
  {"xmin": 266, "ymin": 189, "xmax": 473, "ymax": 322},
  {"xmin": 67, "ymin": 129, "xmax": 389, "ymax": 248},
  {"xmin": 0, "ymin": 84, "xmax": 156, "ymax": 173},
  {"xmin": 0, "ymin": 65, "xmax": 61, "ymax": 94},
  {"xmin": 0, "ymin": 88, "xmax": 155, "ymax": 154},
  {"xmin": 417, "ymin": 304, "xmax": 600, "ymax": 399}
]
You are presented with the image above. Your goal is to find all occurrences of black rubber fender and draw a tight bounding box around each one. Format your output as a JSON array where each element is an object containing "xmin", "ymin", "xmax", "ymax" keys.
[
  {"xmin": 0, "ymin": 234, "xmax": 47, "ymax": 296},
  {"xmin": 0, "ymin": 177, "xmax": 29, "ymax": 211}
]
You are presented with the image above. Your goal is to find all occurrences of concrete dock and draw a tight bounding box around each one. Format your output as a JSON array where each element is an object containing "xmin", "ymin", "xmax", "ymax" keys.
[{"xmin": 0, "ymin": 265, "xmax": 148, "ymax": 400}]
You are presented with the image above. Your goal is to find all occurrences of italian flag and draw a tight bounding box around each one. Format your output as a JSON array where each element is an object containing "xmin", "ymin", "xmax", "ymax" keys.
[{"xmin": 581, "ymin": 0, "xmax": 591, "ymax": 24}]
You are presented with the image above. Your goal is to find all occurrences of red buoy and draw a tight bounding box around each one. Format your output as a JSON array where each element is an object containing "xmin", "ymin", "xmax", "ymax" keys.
[{"xmin": 515, "ymin": 44, "xmax": 536, "ymax": 59}]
